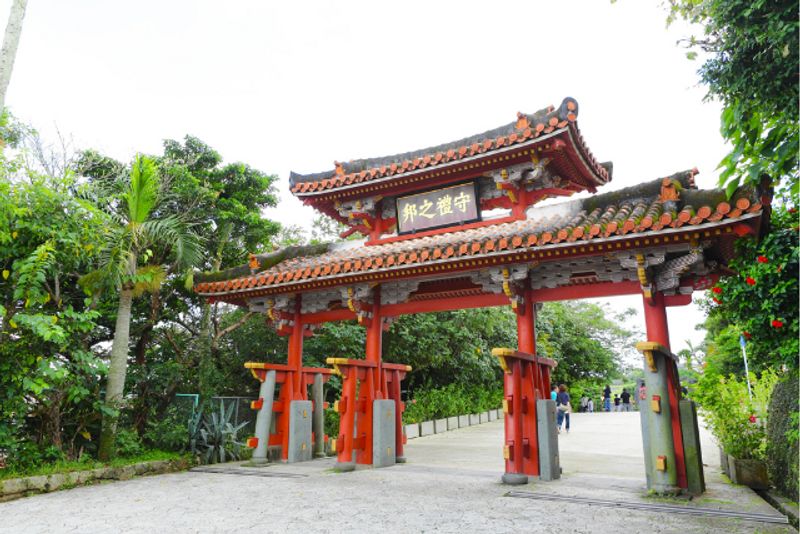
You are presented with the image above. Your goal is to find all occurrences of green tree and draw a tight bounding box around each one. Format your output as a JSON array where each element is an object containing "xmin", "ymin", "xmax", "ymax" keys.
[
  {"xmin": 537, "ymin": 301, "xmax": 631, "ymax": 388},
  {"xmin": 667, "ymin": 0, "xmax": 798, "ymax": 196},
  {"xmin": 78, "ymin": 136, "xmax": 280, "ymax": 427},
  {"xmin": 88, "ymin": 155, "xmax": 202, "ymax": 460},
  {"xmin": 0, "ymin": 138, "xmax": 107, "ymax": 465}
]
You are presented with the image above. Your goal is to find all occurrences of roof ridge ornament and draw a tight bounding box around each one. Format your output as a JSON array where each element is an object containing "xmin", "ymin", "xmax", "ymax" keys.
[{"xmin": 515, "ymin": 112, "xmax": 530, "ymax": 130}]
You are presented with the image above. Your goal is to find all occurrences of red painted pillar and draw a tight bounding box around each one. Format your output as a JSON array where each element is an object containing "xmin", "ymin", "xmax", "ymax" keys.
[
  {"xmin": 642, "ymin": 291, "xmax": 687, "ymax": 489},
  {"xmin": 392, "ymin": 369, "xmax": 406, "ymax": 461},
  {"xmin": 502, "ymin": 290, "xmax": 540, "ymax": 483},
  {"xmin": 366, "ymin": 289, "xmax": 382, "ymax": 363},
  {"xmin": 357, "ymin": 287, "xmax": 382, "ymax": 464},
  {"xmin": 642, "ymin": 292, "xmax": 670, "ymax": 348},
  {"xmin": 516, "ymin": 292, "xmax": 535, "ymax": 355},
  {"xmin": 288, "ymin": 297, "xmax": 304, "ymax": 398}
]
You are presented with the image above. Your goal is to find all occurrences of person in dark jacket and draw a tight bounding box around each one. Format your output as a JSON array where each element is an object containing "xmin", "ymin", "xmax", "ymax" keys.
[
  {"xmin": 556, "ymin": 384, "xmax": 571, "ymax": 433},
  {"xmin": 603, "ymin": 385, "xmax": 612, "ymax": 412},
  {"xmin": 620, "ymin": 388, "xmax": 632, "ymax": 412}
]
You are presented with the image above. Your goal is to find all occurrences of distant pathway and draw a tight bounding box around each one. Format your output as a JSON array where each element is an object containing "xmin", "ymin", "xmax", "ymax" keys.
[{"xmin": 1, "ymin": 412, "xmax": 790, "ymax": 533}]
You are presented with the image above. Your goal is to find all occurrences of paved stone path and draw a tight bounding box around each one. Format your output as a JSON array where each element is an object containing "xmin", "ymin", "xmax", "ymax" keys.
[{"xmin": 1, "ymin": 412, "xmax": 792, "ymax": 533}]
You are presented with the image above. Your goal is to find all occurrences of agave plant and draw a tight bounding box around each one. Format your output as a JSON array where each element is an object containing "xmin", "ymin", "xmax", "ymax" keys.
[
  {"xmin": 188, "ymin": 404, "xmax": 204, "ymax": 455},
  {"xmin": 195, "ymin": 400, "xmax": 249, "ymax": 464}
]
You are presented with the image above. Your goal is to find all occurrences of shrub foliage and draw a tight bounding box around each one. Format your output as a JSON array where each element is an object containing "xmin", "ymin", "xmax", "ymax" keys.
[{"xmin": 766, "ymin": 371, "xmax": 799, "ymax": 500}]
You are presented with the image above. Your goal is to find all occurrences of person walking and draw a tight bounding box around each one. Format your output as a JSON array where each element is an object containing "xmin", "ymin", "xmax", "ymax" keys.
[
  {"xmin": 613, "ymin": 394, "xmax": 621, "ymax": 412},
  {"xmin": 603, "ymin": 385, "xmax": 612, "ymax": 412},
  {"xmin": 550, "ymin": 385, "xmax": 558, "ymax": 402},
  {"xmin": 580, "ymin": 396, "xmax": 589, "ymax": 413},
  {"xmin": 638, "ymin": 381, "xmax": 646, "ymax": 410},
  {"xmin": 587, "ymin": 398, "xmax": 594, "ymax": 413},
  {"xmin": 556, "ymin": 384, "xmax": 571, "ymax": 433},
  {"xmin": 620, "ymin": 388, "xmax": 632, "ymax": 412}
]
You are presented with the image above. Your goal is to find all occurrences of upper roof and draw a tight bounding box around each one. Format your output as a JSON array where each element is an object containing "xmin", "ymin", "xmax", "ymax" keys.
[{"xmin": 289, "ymin": 97, "xmax": 610, "ymax": 199}]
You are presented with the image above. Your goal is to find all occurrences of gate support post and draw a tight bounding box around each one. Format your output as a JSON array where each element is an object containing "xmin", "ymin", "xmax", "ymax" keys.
[
  {"xmin": 641, "ymin": 293, "xmax": 688, "ymax": 491},
  {"xmin": 494, "ymin": 343, "xmax": 556, "ymax": 485},
  {"xmin": 250, "ymin": 370, "xmax": 276, "ymax": 465},
  {"xmin": 312, "ymin": 373, "xmax": 325, "ymax": 458},
  {"xmin": 636, "ymin": 341, "xmax": 681, "ymax": 494}
]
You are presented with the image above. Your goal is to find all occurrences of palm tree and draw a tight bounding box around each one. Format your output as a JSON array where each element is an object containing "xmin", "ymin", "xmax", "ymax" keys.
[
  {"xmin": 0, "ymin": 0, "xmax": 28, "ymax": 112},
  {"xmin": 93, "ymin": 155, "xmax": 202, "ymax": 460},
  {"xmin": 681, "ymin": 339, "xmax": 705, "ymax": 371}
]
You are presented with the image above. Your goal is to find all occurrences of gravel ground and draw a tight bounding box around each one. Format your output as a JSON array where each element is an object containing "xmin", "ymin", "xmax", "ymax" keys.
[{"xmin": 0, "ymin": 413, "xmax": 792, "ymax": 534}]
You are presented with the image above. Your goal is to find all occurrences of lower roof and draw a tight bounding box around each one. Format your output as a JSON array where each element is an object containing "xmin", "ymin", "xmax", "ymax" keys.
[{"xmin": 194, "ymin": 174, "xmax": 764, "ymax": 301}]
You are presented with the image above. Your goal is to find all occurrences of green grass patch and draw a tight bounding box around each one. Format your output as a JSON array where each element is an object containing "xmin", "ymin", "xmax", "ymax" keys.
[{"xmin": 0, "ymin": 450, "xmax": 188, "ymax": 481}]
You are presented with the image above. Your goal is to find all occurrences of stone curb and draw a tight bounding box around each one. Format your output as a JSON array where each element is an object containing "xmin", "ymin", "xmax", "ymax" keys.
[
  {"xmin": 757, "ymin": 489, "xmax": 799, "ymax": 529},
  {"xmin": 405, "ymin": 407, "xmax": 502, "ymax": 440},
  {"xmin": 0, "ymin": 458, "xmax": 191, "ymax": 502}
]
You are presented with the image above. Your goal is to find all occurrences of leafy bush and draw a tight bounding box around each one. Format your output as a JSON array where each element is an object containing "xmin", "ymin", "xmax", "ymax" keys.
[
  {"xmin": 144, "ymin": 405, "xmax": 193, "ymax": 452},
  {"xmin": 324, "ymin": 407, "xmax": 339, "ymax": 440},
  {"xmin": 115, "ymin": 429, "xmax": 144, "ymax": 458},
  {"xmin": 706, "ymin": 206, "xmax": 798, "ymax": 372},
  {"xmin": 403, "ymin": 384, "xmax": 502, "ymax": 424},
  {"xmin": 766, "ymin": 371, "xmax": 799, "ymax": 500},
  {"xmin": 692, "ymin": 368, "xmax": 779, "ymax": 460}
]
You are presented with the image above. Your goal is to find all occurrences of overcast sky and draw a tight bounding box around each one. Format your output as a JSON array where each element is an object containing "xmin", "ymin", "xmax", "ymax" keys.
[{"xmin": 4, "ymin": 0, "xmax": 725, "ymax": 354}]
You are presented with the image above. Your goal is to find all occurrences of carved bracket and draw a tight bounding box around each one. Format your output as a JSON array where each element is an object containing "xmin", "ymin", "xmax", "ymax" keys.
[
  {"xmin": 653, "ymin": 246, "xmax": 705, "ymax": 294},
  {"xmin": 617, "ymin": 250, "xmax": 666, "ymax": 300},
  {"xmin": 471, "ymin": 266, "xmax": 528, "ymax": 313},
  {"xmin": 246, "ymin": 294, "xmax": 296, "ymax": 335},
  {"xmin": 381, "ymin": 280, "xmax": 420, "ymax": 305},
  {"xmin": 340, "ymin": 285, "xmax": 374, "ymax": 326}
]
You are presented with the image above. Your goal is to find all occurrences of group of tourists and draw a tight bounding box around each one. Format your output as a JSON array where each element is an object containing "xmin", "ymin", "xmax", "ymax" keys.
[
  {"xmin": 602, "ymin": 385, "xmax": 635, "ymax": 412},
  {"xmin": 550, "ymin": 382, "xmax": 643, "ymax": 433}
]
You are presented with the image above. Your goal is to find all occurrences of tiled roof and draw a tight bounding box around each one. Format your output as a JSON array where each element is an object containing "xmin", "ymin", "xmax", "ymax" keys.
[
  {"xmin": 195, "ymin": 175, "xmax": 762, "ymax": 297},
  {"xmin": 289, "ymin": 97, "xmax": 609, "ymax": 196}
]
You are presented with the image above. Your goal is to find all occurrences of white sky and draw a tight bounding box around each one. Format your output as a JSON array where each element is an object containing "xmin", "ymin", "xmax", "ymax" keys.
[{"xmin": 5, "ymin": 0, "xmax": 722, "ymax": 353}]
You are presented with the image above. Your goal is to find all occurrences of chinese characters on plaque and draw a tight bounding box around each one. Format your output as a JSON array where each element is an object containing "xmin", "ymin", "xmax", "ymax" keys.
[{"xmin": 396, "ymin": 182, "xmax": 480, "ymax": 234}]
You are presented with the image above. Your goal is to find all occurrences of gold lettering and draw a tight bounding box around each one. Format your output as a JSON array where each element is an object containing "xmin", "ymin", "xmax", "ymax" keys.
[
  {"xmin": 437, "ymin": 194, "xmax": 453, "ymax": 216},
  {"xmin": 402, "ymin": 203, "xmax": 417, "ymax": 224},
  {"xmin": 454, "ymin": 191, "xmax": 471, "ymax": 213},
  {"xmin": 418, "ymin": 199, "xmax": 436, "ymax": 219}
]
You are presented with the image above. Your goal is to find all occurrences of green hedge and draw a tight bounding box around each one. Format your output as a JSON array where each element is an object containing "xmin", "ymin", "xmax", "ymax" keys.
[
  {"xmin": 767, "ymin": 371, "xmax": 799, "ymax": 501},
  {"xmin": 403, "ymin": 384, "xmax": 502, "ymax": 424}
]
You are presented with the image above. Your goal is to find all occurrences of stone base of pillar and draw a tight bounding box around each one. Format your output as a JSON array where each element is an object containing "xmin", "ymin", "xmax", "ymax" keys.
[
  {"xmin": 242, "ymin": 457, "xmax": 270, "ymax": 467},
  {"xmin": 334, "ymin": 462, "xmax": 356, "ymax": 472},
  {"xmin": 395, "ymin": 456, "xmax": 407, "ymax": 463},
  {"xmin": 501, "ymin": 472, "xmax": 529, "ymax": 485}
]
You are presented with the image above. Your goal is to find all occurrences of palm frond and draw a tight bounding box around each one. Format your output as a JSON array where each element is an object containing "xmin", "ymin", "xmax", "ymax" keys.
[
  {"xmin": 88, "ymin": 225, "xmax": 136, "ymax": 290},
  {"xmin": 131, "ymin": 265, "xmax": 167, "ymax": 297},
  {"xmin": 140, "ymin": 216, "xmax": 204, "ymax": 269},
  {"xmin": 126, "ymin": 155, "xmax": 160, "ymax": 225}
]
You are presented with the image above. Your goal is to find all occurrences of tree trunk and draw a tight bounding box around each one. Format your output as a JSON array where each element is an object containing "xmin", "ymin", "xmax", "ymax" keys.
[
  {"xmin": 97, "ymin": 285, "xmax": 135, "ymax": 461},
  {"xmin": 0, "ymin": 0, "xmax": 28, "ymax": 112}
]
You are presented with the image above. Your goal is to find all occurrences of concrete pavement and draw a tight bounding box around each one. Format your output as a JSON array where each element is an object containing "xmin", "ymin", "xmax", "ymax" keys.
[{"xmin": 0, "ymin": 412, "xmax": 791, "ymax": 533}]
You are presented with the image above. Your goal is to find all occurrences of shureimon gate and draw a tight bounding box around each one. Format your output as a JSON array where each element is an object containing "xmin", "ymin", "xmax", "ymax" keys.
[{"xmin": 194, "ymin": 97, "xmax": 767, "ymax": 495}]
